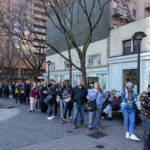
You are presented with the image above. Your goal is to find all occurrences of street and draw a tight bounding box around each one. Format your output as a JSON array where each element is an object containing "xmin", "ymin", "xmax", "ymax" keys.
[{"xmin": 0, "ymin": 98, "xmax": 143, "ymax": 150}]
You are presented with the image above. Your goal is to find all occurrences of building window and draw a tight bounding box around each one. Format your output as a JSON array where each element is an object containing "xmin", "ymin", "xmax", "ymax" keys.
[
  {"xmin": 133, "ymin": 9, "xmax": 136, "ymax": 18},
  {"xmin": 123, "ymin": 40, "xmax": 131, "ymax": 54},
  {"xmin": 50, "ymin": 63, "xmax": 55, "ymax": 71},
  {"xmin": 64, "ymin": 61, "xmax": 70, "ymax": 69},
  {"xmin": 113, "ymin": 1, "xmax": 118, "ymax": 9},
  {"xmin": 87, "ymin": 54, "xmax": 101, "ymax": 67},
  {"xmin": 147, "ymin": 0, "xmax": 150, "ymax": 6},
  {"xmin": 133, "ymin": 40, "xmax": 139, "ymax": 53}
]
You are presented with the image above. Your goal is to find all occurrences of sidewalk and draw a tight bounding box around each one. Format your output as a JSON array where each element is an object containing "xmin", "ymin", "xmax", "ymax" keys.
[{"xmin": 0, "ymin": 98, "xmax": 143, "ymax": 150}]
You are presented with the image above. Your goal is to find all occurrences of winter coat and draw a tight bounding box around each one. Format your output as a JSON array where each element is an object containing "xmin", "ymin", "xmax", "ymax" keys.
[
  {"xmin": 40, "ymin": 87, "xmax": 48, "ymax": 103},
  {"xmin": 110, "ymin": 96, "xmax": 122, "ymax": 111},
  {"xmin": 58, "ymin": 87, "xmax": 66, "ymax": 99},
  {"xmin": 71, "ymin": 85, "xmax": 88, "ymax": 105},
  {"xmin": 24, "ymin": 84, "xmax": 30, "ymax": 96},
  {"xmin": 62, "ymin": 89, "xmax": 70, "ymax": 99}
]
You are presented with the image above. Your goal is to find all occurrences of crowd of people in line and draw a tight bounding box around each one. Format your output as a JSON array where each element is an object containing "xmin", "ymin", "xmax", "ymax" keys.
[{"xmin": 0, "ymin": 79, "xmax": 149, "ymax": 150}]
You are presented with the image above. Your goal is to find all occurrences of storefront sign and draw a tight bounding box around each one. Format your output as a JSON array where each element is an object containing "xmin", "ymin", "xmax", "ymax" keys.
[
  {"xmin": 88, "ymin": 74, "xmax": 97, "ymax": 77},
  {"xmin": 64, "ymin": 75, "xmax": 70, "ymax": 79},
  {"xmin": 50, "ymin": 75, "xmax": 54, "ymax": 78}
]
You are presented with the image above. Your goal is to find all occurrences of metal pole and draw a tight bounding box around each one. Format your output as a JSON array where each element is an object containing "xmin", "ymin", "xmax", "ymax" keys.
[
  {"xmin": 48, "ymin": 64, "xmax": 50, "ymax": 85},
  {"xmin": 137, "ymin": 41, "xmax": 141, "ymax": 94}
]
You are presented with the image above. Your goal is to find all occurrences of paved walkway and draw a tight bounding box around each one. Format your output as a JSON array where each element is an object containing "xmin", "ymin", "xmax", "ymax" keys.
[{"xmin": 0, "ymin": 98, "xmax": 143, "ymax": 150}]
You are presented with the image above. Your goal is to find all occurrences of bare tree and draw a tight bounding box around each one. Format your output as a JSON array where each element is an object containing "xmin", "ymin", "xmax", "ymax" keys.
[
  {"xmin": 41, "ymin": 0, "xmax": 110, "ymax": 87},
  {"xmin": 0, "ymin": 0, "xmax": 46, "ymax": 81}
]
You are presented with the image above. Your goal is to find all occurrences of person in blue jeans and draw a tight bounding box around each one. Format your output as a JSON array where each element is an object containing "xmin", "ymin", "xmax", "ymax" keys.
[
  {"xmin": 58, "ymin": 82, "xmax": 66, "ymax": 118},
  {"xmin": 47, "ymin": 84, "xmax": 56, "ymax": 120},
  {"xmin": 121, "ymin": 82, "xmax": 140, "ymax": 141},
  {"xmin": 87, "ymin": 82, "xmax": 107, "ymax": 131},
  {"xmin": 71, "ymin": 79, "xmax": 88, "ymax": 129}
]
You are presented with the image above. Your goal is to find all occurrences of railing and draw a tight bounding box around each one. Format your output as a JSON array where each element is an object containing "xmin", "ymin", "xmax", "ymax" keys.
[
  {"xmin": 146, "ymin": 0, "xmax": 150, "ymax": 9},
  {"xmin": 112, "ymin": 6, "xmax": 135, "ymax": 22},
  {"xmin": 112, "ymin": 6, "xmax": 125, "ymax": 18}
]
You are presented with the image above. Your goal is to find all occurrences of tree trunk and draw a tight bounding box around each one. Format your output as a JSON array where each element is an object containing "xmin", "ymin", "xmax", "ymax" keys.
[
  {"xmin": 69, "ymin": 64, "xmax": 72, "ymax": 85},
  {"xmin": 68, "ymin": 48, "xmax": 72, "ymax": 85},
  {"xmin": 81, "ymin": 62, "xmax": 87, "ymax": 89}
]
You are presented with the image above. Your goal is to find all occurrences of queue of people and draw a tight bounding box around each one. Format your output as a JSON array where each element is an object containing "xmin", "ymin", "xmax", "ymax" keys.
[{"xmin": 0, "ymin": 80, "xmax": 150, "ymax": 149}]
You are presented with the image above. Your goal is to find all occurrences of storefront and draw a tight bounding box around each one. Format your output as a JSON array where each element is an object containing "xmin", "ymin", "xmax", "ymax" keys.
[
  {"xmin": 43, "ymin": 67, "xmax": 109, "ymax": 90},
  {"xmin": 108, "ymin": 52, "xmax": 150, "ymax": 93}
]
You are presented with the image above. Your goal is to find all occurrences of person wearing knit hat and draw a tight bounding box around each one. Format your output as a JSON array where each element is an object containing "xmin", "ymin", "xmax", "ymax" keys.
[{"xmin": 120, "ymin": 82, "xmax": 140, "ymax": 141}]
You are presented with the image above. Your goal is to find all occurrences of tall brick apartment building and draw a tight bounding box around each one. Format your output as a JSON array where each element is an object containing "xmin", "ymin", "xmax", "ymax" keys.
[{"xmin": 0, "ymin": 0, "xmax": 46, "ymax": 83}]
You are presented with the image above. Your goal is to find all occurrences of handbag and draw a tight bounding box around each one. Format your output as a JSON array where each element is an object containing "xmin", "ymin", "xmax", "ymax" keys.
[
  {"xmin": 44, "ymin": 95, "xmax": 53, "ymax": 104},
  {"xmin": 88, "ymin": 93, "xmax": 98, "ymax": 112},
  {"xmin": 64, "ymin": 96, "xmax": 71, "ymax": 103},
  {"xmin": 56, "ymin": 95, "xmax": 60, "ymax": 102}
]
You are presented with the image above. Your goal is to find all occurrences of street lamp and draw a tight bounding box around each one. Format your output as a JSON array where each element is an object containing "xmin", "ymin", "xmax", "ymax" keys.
[
  {"xmin": 132, "ymin": 32, "xmax": 147, "ymax": 94},
  {"xmin": 46, "ymin": 60, "xmax": 51, "ymax": 85}
]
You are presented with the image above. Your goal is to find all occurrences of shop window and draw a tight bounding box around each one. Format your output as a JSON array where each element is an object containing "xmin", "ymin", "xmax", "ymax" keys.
[
  {"xmin": 133, "ymin": 9, "xmax": 136, "ymax": 18},
  {"xmin": 123, "ymin": 40, "xmax": 131, "ymax": 54},
  {"xmin": 88, "ymin": 77, "xmax": 99, "ymax": 89},
  {"xmin": 88, "ymin": 54, "xmax": 101, "ymax": 67},
  {"xmin": 123, "ymin": 69, "xmax": 137, "ymax": 93}
]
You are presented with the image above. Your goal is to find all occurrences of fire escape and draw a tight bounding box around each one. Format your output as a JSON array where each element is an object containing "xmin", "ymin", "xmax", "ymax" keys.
[
  {"xmin": 112, "ymin": 0, "xmax": 134, "ymax": 24},
  {"xmin": 121, "ymin": 0, "xmax": 134, "ymax": 22}
]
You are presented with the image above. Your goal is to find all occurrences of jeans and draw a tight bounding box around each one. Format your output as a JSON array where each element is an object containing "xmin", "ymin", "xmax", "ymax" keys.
[
  {"xmin": 63, "ymin": 101, "xmax": 73, "ymax": 118},
  {"xmin": 122, "ymin": 109, "xmax": 135, "ymax": 134},
  {"xmin": 142, "ymin": 116, "xmax": 150, "ymax": 150},
  {"xmin": 60, "ymin": 99, "xmax": 66, "ymax": 118},
  {"xmin": 88, "ymin": 108, "xmax": 102, "ymax": 129},
  {"xmin": 73, "ymin": 104, "xmax": 85, "ymax": 125},
  {"xmin": 103, "ymin": 105, "xmax": 112, "ymax": 118},
  {"xmin": 48, "ymin": 103, "xmax": 54, "ymax": 117}
]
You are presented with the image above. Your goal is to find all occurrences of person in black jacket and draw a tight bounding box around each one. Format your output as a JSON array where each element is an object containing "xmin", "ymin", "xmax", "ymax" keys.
[
  {"xmin": 40, "ymin": 83, "xmax": 48, "ymax": 114},
  {"xmin": 24, "ymin": 81, "xmax": 30, "ymax": 105},
  {"xmin": 47, "ymin": 83, "xmax": 56, "ymax": 120},
  {"xmin": 11, "ymin": 82, "xmax": 16, "ymax": 100},
  {"xmin": 71, "ymin": 79, "xmax": 88, "ymax": 129},
  {"xmin": 52, "ymin": 81, "xmax": 59, "ymax": 116}
]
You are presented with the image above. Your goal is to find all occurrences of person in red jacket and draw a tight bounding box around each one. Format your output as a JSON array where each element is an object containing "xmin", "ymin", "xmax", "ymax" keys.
[{"xmin": 30, "ymin": 83, "xmax": 39, "ymax": 112}]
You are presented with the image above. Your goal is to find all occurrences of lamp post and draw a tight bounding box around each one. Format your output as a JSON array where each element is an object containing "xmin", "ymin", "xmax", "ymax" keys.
[
  {"xmin": 132, "ymin": 32, "xmax": 146, "ymax": 94},
  {"xmin": 46, "ymin": 61, "xmax": 51, "ymax": 85}
]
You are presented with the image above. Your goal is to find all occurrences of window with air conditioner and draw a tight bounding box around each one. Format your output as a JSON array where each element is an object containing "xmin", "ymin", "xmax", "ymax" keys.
[{"xmin": 88, "ymin": 54, "xmax": 101, "ymax": 67}]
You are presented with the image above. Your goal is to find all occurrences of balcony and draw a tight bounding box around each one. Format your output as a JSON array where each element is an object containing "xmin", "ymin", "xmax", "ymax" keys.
[{"xmin": 146, "ymin": 0, "xmax": 150, "ymax": 10}]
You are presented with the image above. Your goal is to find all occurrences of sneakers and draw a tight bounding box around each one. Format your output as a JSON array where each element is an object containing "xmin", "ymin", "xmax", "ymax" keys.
[
  {"xmin": 130, "ymin": 134, "xmax": 140, "ymax": 141},
  {"xmin": 108, "ymin": 117, "xmax": 112, "ymax": 121},
  {"xmin": 73, "ymin": 124, "xmax": 77, "ymax": 129},
  {"xmin": 68, "ymin": 117, "xmax": 71, "ymax": 122},
  {"xmin": 51, "ymin": 116, "xmax": 55, "ymax": 119},
  {"xmin": 62, "ymin": 119, "xmax": 65, "ymax": 124},
  {"xmin": 80, "ymin": 124, "xmax": 87, "ymax": 128},
  {"xmin": 98, "ymin": 128, "xmax": 102, "ymax": 132},
  {"xmin": 47, "ymin": 116, "xmax": 53, "ymax": 120},
  {"xmin": 126, "ymin": 132, "xmax": 130, "ymax": 139}
]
